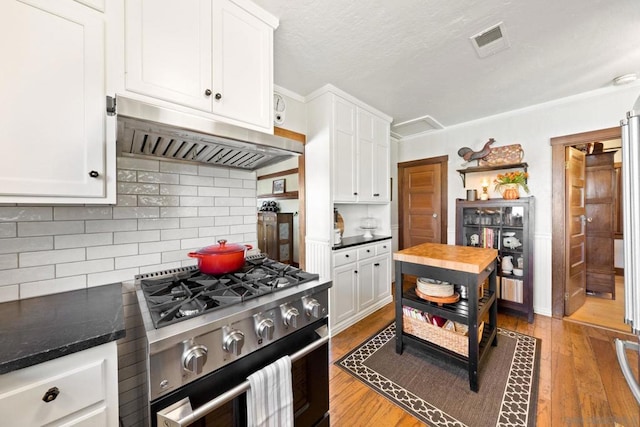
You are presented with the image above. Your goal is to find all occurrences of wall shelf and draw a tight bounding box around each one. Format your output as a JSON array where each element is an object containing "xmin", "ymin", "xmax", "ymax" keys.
[
  {"xmin": 257, "ymin": 191, "xmax": 299, "ymax": 200},
  {"xmin": 456, "ymin": 162, "xmax": 528, "ymax": 187}
]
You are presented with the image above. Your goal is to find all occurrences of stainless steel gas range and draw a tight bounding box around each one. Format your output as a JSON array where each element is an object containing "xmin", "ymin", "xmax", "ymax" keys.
[{"xmin": 135, "ymin": 254, "xmax": 332, "ymax": 427}]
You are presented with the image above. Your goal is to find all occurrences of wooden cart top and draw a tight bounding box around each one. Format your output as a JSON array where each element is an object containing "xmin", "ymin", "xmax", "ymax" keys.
[{"xmin": 393, "ymin": 243, "xmax": 497, "ymax": 274}]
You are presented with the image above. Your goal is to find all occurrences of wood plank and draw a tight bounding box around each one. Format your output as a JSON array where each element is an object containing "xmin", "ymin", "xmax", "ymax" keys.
[{"xmin": 393, "ymin": 242, "xmax": 497, "ymax": 273}]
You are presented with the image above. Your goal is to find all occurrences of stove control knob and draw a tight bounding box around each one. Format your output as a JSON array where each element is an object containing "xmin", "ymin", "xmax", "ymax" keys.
[
  {"xmin": 182, "ymin": 345, "xmax": 208, "ymax": 375},
  {"xmin": 255, "ymin": 316, "xmax": 275, "ymax": 341},
  {"xmin": 303, "ymin": 297, "xmax": 323, "ymax": 318},
  {"xmin": 223, "ymin": 329, "xmax": 245, "ymax": 356},
  {"xmin": 280, "ymin": 304, "xmax": 299, "ymax": 328}
]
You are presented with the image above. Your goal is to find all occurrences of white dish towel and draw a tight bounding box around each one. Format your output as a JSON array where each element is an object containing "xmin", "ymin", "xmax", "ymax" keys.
[{"xmin": 247, "ymin": 355, "xmax": 294, "ymax": 427}]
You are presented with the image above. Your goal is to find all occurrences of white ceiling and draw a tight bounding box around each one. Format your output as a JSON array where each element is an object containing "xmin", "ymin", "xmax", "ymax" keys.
[{"xmin": 252, "ymin": 0, "xmax": 640, "ymax": 130}]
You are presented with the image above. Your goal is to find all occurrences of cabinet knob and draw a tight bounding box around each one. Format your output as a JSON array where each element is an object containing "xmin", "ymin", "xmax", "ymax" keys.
[
  {"xmin": 374, "ymin": 263, "xmax": 380, "ymax": 267},
  {"xmin": 354, "ymin": 270, "xmax": 358, "ymax": 274},
  {"xmin": 345, "ymin": 254, "xmax": 349, "ymax": 258},
  {"xmin": 88, "ymin": 170, "xmax": 99, "ymax": 178},
  {"xmin": 42, "ymin": 387, "xmax": 60, "ymax": 403},
  {"xmin": 215, "ymin": 92, "xmax": 222, "ymax": 100},
  {"xmin": 353, "ymin": 192, "xmax": 358, "ymax": 196},
  {"xmin": 367, "ymin": 249, "xmax": 371, "ymax": 253},
  {"xmin": 373, "ymin": 193, "xmax": 380, "ymax": 197},
  {"xmin": 204, "ymin": 89, "xmax": 212, "ymax": 96}
]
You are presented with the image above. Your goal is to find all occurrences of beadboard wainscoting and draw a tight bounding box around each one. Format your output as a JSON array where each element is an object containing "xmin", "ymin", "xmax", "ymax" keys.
[{"xmin": 0, "ymin": 156, "xmax": 259, "ymax": 426}]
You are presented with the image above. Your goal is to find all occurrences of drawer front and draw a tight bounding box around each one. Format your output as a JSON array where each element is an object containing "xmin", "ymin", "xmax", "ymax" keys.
[
  {"xmin": 333, "ymin": 249, "xmax": 357, "ymax": 267},
  {"xmin": 0, "ymin": 360, "xmax": 106, "ymax": 426},
  {"xmin": 375, "ymin": 241, "xmax": 391, "ymax": 255},
  {"xmin": 357, "ymin": 245, "xmax": 376, "ymax": 260}
]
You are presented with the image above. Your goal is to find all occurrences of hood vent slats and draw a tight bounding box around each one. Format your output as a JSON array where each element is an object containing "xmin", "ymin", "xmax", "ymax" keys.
[{"xmin": 114, "ymin": 96, "xmax": 303, "ymax": 171}]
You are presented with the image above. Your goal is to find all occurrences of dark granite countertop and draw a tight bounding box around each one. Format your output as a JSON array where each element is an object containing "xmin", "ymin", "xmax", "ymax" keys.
[
  {"xmin": 332, "ymin": 234, "xmax": 392, "ymax": 250},
  {"xmin": 0, "ymin": 282, "xmax": 125, "ymax": 375}
]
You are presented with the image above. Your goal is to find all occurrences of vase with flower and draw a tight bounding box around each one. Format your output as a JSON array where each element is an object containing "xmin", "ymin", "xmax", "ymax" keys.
[{"xmin": 494, "ymin": 171, "xmax": 529, "ymax": 199}]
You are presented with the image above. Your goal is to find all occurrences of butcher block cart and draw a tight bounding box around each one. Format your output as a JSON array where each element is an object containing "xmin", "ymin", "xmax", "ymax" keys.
[{"xmin": 394, "ymin": 243, "xmax": 498, "ymax": 392}]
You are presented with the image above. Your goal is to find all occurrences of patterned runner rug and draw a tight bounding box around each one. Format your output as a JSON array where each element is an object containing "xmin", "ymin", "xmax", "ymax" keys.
[{"xmin": 336, "ymin": 323, "xmax": 540, "ymax": 427}]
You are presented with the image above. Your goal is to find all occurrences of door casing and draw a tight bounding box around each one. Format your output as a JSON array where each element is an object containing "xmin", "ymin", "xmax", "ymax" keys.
[{"xmin": 550, "ymin": 126, "xmax": 620, "ymax": 318}]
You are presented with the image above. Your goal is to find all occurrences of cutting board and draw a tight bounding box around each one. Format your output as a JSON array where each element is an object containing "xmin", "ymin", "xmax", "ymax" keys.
[{"xmin": 335, "ymin": 212, "xmax": 344, "ymax": 235}]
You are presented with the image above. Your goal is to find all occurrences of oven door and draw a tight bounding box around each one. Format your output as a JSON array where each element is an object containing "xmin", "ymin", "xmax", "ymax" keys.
[{"xmin": 153, "ymin": 319, "xmax": 329, "ymax": 427}]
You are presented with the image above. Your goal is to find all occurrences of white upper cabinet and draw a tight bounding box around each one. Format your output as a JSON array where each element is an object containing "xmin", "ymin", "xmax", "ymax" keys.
[
  {"xmin": 332, "ymin": 98, "xmax": 358, "ymax": 202},
  {"xmin": 0, "ymin": 0, "xmax": 115, "ymax": 203},
  {"xmin": 124, "ymin": 0, "xmax": 277, "ymax": 132}
]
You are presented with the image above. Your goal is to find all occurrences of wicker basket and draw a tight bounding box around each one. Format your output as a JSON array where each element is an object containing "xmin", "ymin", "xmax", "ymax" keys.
[{"xmin": 402, "ymin": 313, "xmax": 485, "ymax": 357}]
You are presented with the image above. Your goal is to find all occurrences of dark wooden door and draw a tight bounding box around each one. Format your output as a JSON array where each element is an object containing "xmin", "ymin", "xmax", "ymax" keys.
[
  {"xmin": 257, "ymin": 212, "xmax": 278, "ymax": 259},
  {"xmin": 565, "ymin": 146, "xmax": 587, "ymax": 315},
  {"xmin": 585, "ymin": 152, "xmax": 616, "ymax": 297},
  {"xmin": 400, "ymin": 162, "xmax": 443, "ymax": 249}
]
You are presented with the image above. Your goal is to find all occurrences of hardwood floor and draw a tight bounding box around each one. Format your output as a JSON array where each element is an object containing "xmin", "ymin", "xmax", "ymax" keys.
[
  {"xmin": 329, "ymin": 303, "xmax": 640, "ymax": 426},
  {"xmin": 566, "ymin": 275, "xmax": 630, "ymax": 333}
]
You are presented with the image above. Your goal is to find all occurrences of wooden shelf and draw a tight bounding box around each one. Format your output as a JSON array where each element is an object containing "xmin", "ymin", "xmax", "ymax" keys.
[
  {"xmin": 257, "ymin": 191, "xmax": 299, "ymax": 200},
  {"xmin": 456, "ymin": 162, "xmax": 528, "ymax": 187}
]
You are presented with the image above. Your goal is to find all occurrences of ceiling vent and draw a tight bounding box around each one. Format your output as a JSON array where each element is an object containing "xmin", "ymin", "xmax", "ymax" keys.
[
  {"xmin": 391, "ymin": 115, "xmax": 444, "ymax": 139},
  {"xmin": 470, "ymin": 22, "xmax": 510, "ymax": 58}
]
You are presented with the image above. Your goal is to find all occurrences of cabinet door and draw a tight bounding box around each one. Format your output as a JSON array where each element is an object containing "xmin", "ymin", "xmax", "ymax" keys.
[
  {"xmin": 372, "ymin": 117, "xmax": 391, "ymax": 202},
  {"xmin": 331, "ymin": 263, "xmax": 357, "ymax": 328},
  {"xmin": 357, "ymin": 258, "xmax": 376, "ymax": 310},
  {"xmin": 373, "ymin": 254, "xmax": 391, "ymax": 301},
  {"xmin": 332, "ymin": 97, "xmax": 357, "ymax": 202},
  {"xmin": 125, "ymin": 0, "xmax": 213, "ymax": 111},
  {"xmin": 213, "ymin": 0, "xmax": 273, "ymax": 131},
  {"xmin": 356, "ymin": 109, "xmax": 375, "ymax": 202},
  {"xmin": 0, "ymin": 0, "xmax": 106, "ymax": 198},
  {"xmin": 257, "ymin": 213, "xmax": 278, "ymax": 259}
]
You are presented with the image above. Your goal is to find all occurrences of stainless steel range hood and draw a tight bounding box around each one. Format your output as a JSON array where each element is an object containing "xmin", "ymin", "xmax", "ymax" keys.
[{"xmin": 111, "ymin": 96, "xmax": 302, "ymax": 170}]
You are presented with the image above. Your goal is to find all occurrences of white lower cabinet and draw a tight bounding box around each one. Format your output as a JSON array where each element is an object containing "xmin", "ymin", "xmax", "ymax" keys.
[
  {"xmin": 330, "ymin": 241, "xmax": 392, "ymax": 334},
  {"xmin": 0, "ymin": 342, "xmax": 119, "ymax": 427}
]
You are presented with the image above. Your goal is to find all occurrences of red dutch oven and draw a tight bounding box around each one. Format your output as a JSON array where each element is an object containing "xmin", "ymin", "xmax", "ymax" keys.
[{"xmin": 188, "ymin": 240, "xmax": 253, "ymax": 274}]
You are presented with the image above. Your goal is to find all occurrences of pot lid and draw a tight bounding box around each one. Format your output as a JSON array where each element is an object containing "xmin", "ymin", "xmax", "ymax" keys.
[{"xmin": 195, "ymin": 240, "xmax": 248, "ymax": 255}]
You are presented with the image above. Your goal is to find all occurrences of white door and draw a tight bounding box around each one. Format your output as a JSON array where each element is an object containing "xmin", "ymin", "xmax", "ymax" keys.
[
  {"xmin": 373, "ymin": 118, "xmax": 391, "ymax": 202},
  {"xmin": 357, "ymin": 109, "xmax": 375, "ymax": 202},
  {"xmin": 0, "ymin": 0, "xmax": 106, "ymax": 198},
  {"xmin": 331, "ymin": 264, "xmax": 358, "ymax": 328},
  {"xmin": 373, "ymin": 254, "xmax": 391, "ymax": 300},
  {"xmin": 125, "ymin": 0, "xmax": 213, "ymax": 111},
  {"xmin": 213, "ymin": 0, "xmax": 272, "ymax": 130},
  {"xmin": 357, "ymin": 258, "xmax": 376, "ymax": 310}
]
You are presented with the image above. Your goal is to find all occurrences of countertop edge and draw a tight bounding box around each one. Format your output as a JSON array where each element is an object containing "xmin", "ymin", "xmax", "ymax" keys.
[{"xmin": 331, "ymin": 235, "xmax": 392, "ymax": 250}]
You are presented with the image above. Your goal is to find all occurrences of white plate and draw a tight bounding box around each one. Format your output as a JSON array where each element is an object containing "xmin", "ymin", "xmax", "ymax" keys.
[{"xmin": 503, "ymin": 232, "xmax": 516, "ymax": 237}]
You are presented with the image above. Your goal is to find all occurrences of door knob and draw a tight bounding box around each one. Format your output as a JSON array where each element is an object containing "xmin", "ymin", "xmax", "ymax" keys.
[{"xmin": 432, "ymin": 213, "xmax": 438, "ymax": 218}]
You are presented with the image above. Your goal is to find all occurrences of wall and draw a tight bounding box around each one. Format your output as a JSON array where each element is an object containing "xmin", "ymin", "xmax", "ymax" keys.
[{"xmin": 396, "ymin": 83, "xmax": 640, "ymax": 317}]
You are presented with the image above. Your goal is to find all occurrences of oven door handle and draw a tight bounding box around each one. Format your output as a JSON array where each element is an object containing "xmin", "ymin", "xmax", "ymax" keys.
[{"xmin": 157, "ymin": 325, "xmax": 329, "ymax": 427}]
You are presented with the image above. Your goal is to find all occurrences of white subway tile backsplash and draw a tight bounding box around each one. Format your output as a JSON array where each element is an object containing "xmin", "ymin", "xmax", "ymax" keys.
[
  {"xmin": 180, "ymin": 175, "xmax": 214, "ymax": 187},
  {"xmin": 86, "ymin": 219, "xmax": 138, "ymax": 233},
  {"xmin": 18, "ymin": 221, "xmax": 85, "ymax": 237},
  {"xmin": 198, "ymin": 226, "xmax": 230, "ymax": 238},
  {"xmin": 243, "ymin": 215, "xmax": 258, "ymax": 224},
  {"xmin": 160, "ymin": 207, "xmax": 198, "ymax": 218},
  {"xmin": 118, "ymin": 183, "xmax": 160, "ymax": 195},
  {"xmin": 55, "ymin": 233, "xmax": 112, "ymax": 249},
  {"xmin": 0, "ymin": 265, "xmax": 54, "ymax": 286},
  {"xmin": 180, "ymin": 237, "xmax": 220, "ymax": 250},
  {"xmin": 214, "ymin": 178, "xmax": 244, "ymax": 188},
  {"xmin": 198, "ymin": 207, "xmax": 229, "ymax": 217},
  {"xmin": 162, "ymin": 249, "xmax": 193, "ymax": 263},
  {"xmin": 115, "ymin": 253, "xmax": 161, "ymax": 270},
  {"xmin": 198, "ymin": 166, "xmax": 229, "ymax": 178},
  {"xmin": 215, "ymin": 197, "xmax": 243, "ymax": 207},
  {"xmin": 160, "ymin": 162, "xmax": 198, "ymax": 175},
  {"xmin": 0, "ymin": 285, "xmax": 19, "ymax": 302},
  {"xmin": 230, "ymin": 207, "xmax": 257, "ymax": 216},
  {"xmin": 20, "ymin": 248, "xmax": 86, "ymax": 267},
  {"xmin": 117, "ymin": 195, "xmax": 138, "ymax": 206},
  {"xmin": 233, "ymin": 189, "xmax": 257, "ymax": 198},
  {"xmin": 88, "ymin": 268, "xmax": 139, "ymax": 288},
  {"xmin": 114, "ymin": 230, "xmax": 160, "ymax": 244},
  {"xmin": 138, "ymin": 195, "xmax": 180, "ymax": 207},
  {"xmin": 214, "ymin": 216, "xmax": 244, "ymax": 226},
  {"xmin": 137, "ymin": 171, "xmax": 180, "ymax": 184},
  {"xmin": 0, "ymin": 236, "xmax": 54, "ymax": 254},
  {"xmin": 117, "ymin": 170, "xmax": 137, "ymax": 182},
  {"xmin": 243, "ymin": 198, "xmax": 256, "ymax": 207},
  {"xmin": 230, "ymin": 224, "xmax": 257, "ymax": 234},
  {"xmin": 53, "ymin": 207, "xmax": 112, "ymax": 221},
  {"xmin": 0, "ymin": 207, "xmax": 52, "ymax": 222},
  {"xmin": 87, "ymin": 244, "xmax": 139, "ymax": 260},
  {"xmin": 180, "ymin": 196, "xmax": 214, "ymax": 207},
  {"xmin": 160, "ymin": 185, "xmax": 198, "ymax": 196},
  {"xmin": 138, "ymin": 240, "xmax": 180, "ymax": 254},
  {"xmin": 139, "ymin": 262, "xmax": 182, "ymax": 274},
  {"xmin": 229, "ymin": 169, "xmax": 256, "ymax": 180},
  {"xmin": 138, "ymin": 218, "xmax": 180, "ymax": 230},
  {"xmin": 243, "ymin": 180, "xmax": 257, "ymax": 189},
  {"xmin": 161, "ymin": 228, "xmax": 198, "ymax": 241},
  {"xmin": 20, "ymin": 275, "xmax": 86, "ymax": 299},
  {"xmin": 56, "ymin": 259, "xmax": 113, "ymax": 278},
  {"xmin": 113, "ymin": 207, "xmax": 160, "ymax": 219},
  {"xmin": 180, "ymin": 217, "xmax": 215, "ymax": 228},
  {"xmin": 197, "ymin": 187, "xmax": 229, "ymax": 197},
  {"xmin": 243, "ymin": 232, "xmax": 258, "ymax": 242},
  {"xmin": 0, "ymin": 254, "xmax": 18, "ymax": 270},
  {"xmin": 118, "ymin": 157, "xmax": 159, "ymax": 172},
  {"xmin": 0, "ymin": 223, "xmax": 17, "ymax": 238}
]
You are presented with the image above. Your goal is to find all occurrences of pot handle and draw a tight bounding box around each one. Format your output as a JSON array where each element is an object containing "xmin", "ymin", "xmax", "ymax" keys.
[{"xmin": 187, "ymin": 252, "xmax": 204, "ymax": 259}]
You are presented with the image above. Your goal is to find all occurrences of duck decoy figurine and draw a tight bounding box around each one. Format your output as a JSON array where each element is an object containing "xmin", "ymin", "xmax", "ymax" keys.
[{"xmin": 457, "ymin": 138, "xmax": 495, "ymax": 165}]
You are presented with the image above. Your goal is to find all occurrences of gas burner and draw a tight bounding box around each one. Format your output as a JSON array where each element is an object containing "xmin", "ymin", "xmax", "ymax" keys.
[
  {"xmin": 271, "ymin": 277, "xmax": 290, "ymax": 288},
  {"xmin": 178, "ymin": 300, "xmax": 204, "ymax": 317}
]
